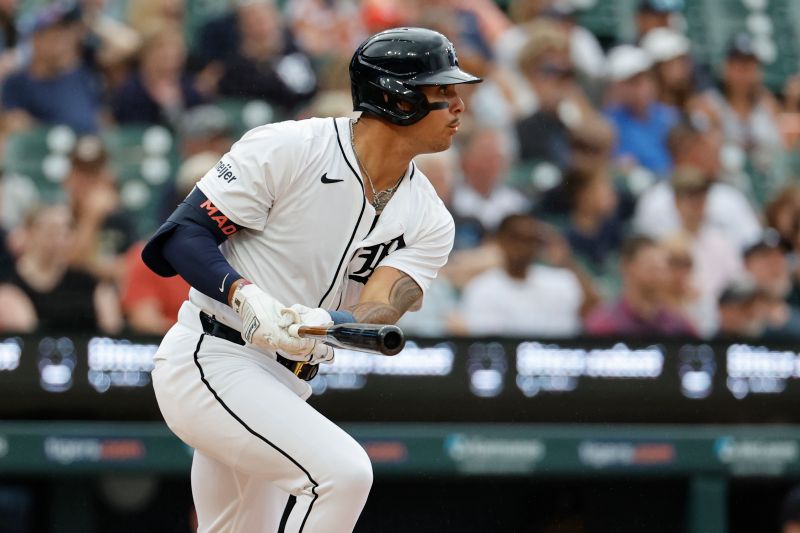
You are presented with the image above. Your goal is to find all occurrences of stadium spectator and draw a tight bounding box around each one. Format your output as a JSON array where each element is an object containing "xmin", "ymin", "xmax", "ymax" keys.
[
  {"xmin": 127, "ymin": 0, "xmax": 184, "ymax": 37},
  {"xmin": 764, "ymin": 185, "xmax": 800, "ymax": 250},
  {"xmin": 640, "ymin": 27, "xmax": 698, "ymax": 110},
  {"xmin": 0, "ymin": 0, "xmax": 21, "ymax": 83},
  {"xmin": 64, "ymin": 135, "xmax": 137, "ymax": 281},
  {"xmin": 743, "ymin": 230, "xmax": 800, "ymax": 340},
  {"xmin": 451, "ymin": 128, "xmax": 529, "ymax": 233},
  {"xmin": 396, "ymin": 151, "xmax": 463, "ymax": 336},
  {"xmin": 1, "ymin": 4, "xmax": 103, "ymax": 134},
  {"xmin": 584, "ymin": 235, "xmax": 696, "ymax": 337},
  {"xmin": 459, "ymin": 214, "xmax": 592, "ymax": 337},
  {"xmin": 78, "ymin": 0, "xmax": 141, "ymax": 77},
  {"xmin": 193, "ymin": 0, "xmax": 276, "ymax": 67},
  {"xmin": 120, "ymin": 153, "xmax": 215, "ymax": 334},
  {"xmin": 538, "ymin": 1, "xmax": 606, "ymax": 83},
  {"xmin": 0, "ymin": 228, "xmax": 35, "ymax": 332},
  {"xmin": 776, "ymin": 190, "xmax": 800, "ymax": 312},
  {"xmin": 429, "ymin": 145, "xmax": 504, "ymax": 291},
  {"xmin": 634, "ymin": 0, "xmax": 683, "ymax": 42},
  {"xmin": 152, "ymin": 104, "xmax": 236, "ymax": 222},
  {"xmin": 779, "ymin": 74, "xmax": 800, "ymax": 148},
  {"xmin": 210, "ymin": 0, "xmax": 316, "ymax": 113},
  {"xmin": 178, "ymin": 104, "xmax": 235, "ymax": 158},
  {"xmin": 666, "ymin": 166, "xmax": 743, "ymax": 336},
  {"xmin": 514, "ymin": 20, "xmax": 613, "ymax": 174},
  {"xmin": 496, "ymin": 0, "xmax": 604, "ymax": 84},
  {"xmin": 557, "ymin": 166, "xmax": 628, "ymax": 278},
  {"xmin": 632, "ymin": 119, "xmax": 762, "ymax": 248},
  {"xmin": 660, "ymin": 235, "xmax": 699, "ymax": 324},
  {"xmin": 716, "ymin": 276, "xmax": 769, "ymax": 338},
  {"xmin": 410, "ymin": 0, "xmax": 511, "ymax": 55},
  {"xmin": 416, "ymin": 149, "xmax": 484, "ymax": 251},
  {"xmin": 9, "ymin": 204, "xmax": 122, "ymax": 334},
  {"xmin": 700, "ymin": 33, "xmax": 784, "ymax": 177},
  {"xmin": 604, "ymin": 44, "xmax": 679, "ymax": 178},
  {"xmin": 111, "ymin": 26, "xmax": 205, "ymax": 128},
  {"xmin": 0, "ymin": 0, "xmax": 17, "ymax": 53},
  {"xmin": 286, "ymin": 0, "xmax": 366, "ymax": 60}
]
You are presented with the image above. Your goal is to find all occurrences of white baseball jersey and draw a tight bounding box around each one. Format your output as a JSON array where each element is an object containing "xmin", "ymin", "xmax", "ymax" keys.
[
  {"xmin": 153, "ymin": 116, "xmax": 456, "ymax": 532},
  {"xmin": 192, "ymin": 116, "xmax": 455, "ymax": 329}
]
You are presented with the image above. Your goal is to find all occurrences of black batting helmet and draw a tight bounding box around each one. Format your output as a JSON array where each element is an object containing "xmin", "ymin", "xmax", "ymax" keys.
[{"xmin": 350, "ymin": 27, "xmax": 482, "ymax": 126}]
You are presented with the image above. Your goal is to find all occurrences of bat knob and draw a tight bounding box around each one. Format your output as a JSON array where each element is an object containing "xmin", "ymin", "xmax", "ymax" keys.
[{"xmin": 379, "ymin": 326, "xmax": 405, "ymax": 356}]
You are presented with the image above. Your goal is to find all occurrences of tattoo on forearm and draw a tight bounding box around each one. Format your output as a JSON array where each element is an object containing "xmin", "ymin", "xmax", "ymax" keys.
[
  {"xmin": 350, "ymin": 276, "xmax": 423, "ymax": 324},
  {"xmin": 350, "ymin": 302, "xmax": 399, "ymax": 324},
  {"xmin": 388, "ymin": 275, "xmax": 423, "ymax": 312}
]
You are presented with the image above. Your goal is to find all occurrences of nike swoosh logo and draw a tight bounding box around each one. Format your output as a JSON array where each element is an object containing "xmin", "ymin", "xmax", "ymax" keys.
[
  {"xmin": 321, "ymin": 173, "xmax": 344, "ymax": 184},
  {"xmin": 219, "ymin": 273, "xmax": 229, "ymax": 293}
]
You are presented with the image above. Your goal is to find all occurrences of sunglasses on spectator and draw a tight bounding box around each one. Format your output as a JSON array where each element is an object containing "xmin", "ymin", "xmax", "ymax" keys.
[{"xmin": 536, "ymin": 64, "xmax": 575, "ymax": 80}]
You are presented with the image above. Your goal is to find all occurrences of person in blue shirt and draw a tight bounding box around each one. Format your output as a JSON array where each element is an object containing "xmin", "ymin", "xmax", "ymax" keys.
[
  {"xmin": 604, "ymin": 44, "xmax": 679, "ymax": 178},
  {"xmin": 1, "ymin": 4, "xmax": 102, "ymax": 134}
]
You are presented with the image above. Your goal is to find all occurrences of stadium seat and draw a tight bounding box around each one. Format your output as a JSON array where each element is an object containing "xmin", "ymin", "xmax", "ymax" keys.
[
  {"xmin": 217, "ymin": 98, "xmax": 277, "ymax": 137},
  {"xmin": 102, "ymin": 125, "xmax": 180, "ymax": 236},
  {"xmin": 4, "ymin": 126, "xmax": 69, "ymax": 202}
]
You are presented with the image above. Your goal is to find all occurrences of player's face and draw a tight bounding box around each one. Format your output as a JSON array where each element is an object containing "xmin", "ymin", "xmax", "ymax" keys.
[{"xmin": 409, "ymin": 84, "xmax": 465, "ymax": 153}]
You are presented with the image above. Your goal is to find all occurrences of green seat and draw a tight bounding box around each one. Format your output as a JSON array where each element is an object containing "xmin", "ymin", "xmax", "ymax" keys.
[
  {"xmin": 102, "ymin": 125, "xmax": 180, "ymax": 237},
  {"xmin": 4, "ymin": 126, "xmax": 69, "ymax": 202},
  {"xmin": 217, "ymin": 98, "xmax": 278, "ymax": 137}
]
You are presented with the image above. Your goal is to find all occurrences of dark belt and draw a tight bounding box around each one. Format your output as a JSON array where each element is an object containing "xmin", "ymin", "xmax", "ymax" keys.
[{"xmin": 198, "ymin": 312, "xmax": 318, "ymax": 381}]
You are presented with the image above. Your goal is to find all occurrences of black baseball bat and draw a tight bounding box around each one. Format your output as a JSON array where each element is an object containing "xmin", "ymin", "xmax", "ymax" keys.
[{"xmin": 294, "ymin": 323, "xmax": 405, "ymax": 356}]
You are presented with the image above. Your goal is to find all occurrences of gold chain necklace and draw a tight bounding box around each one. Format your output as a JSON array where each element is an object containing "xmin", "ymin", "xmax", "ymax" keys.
[{"xmin": 349, "ymin": 119, "xmax": 402, "ymax": 214}]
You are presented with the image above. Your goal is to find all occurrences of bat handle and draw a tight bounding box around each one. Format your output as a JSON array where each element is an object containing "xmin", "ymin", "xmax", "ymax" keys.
[{"xmin": 291, "ymin": 325, "xmax": 328, "ymax": 339}]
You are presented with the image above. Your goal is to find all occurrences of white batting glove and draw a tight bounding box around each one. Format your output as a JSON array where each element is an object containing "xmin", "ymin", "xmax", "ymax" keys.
[
  {"xmin": 230, "ymin": 284, "xmax": 311, "ymax": 355},
  {"xmin": 284, "ymin": 304, "xmax": 335, "ymax": 365}
]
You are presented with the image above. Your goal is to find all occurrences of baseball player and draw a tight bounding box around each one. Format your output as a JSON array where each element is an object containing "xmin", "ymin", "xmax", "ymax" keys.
[{"xmin": 142, "ymin": 28, "xmax": 481, "ymax": 532}]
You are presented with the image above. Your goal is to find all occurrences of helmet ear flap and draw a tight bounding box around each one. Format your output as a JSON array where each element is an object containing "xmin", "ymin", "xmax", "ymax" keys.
[{"xmin": 354, "ymin": 76, "xmax": 431, "ymax": 125}]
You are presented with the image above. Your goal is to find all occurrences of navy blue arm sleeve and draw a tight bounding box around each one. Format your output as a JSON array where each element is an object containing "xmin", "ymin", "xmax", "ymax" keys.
[
  {"xmin": 142, "ymin": 187, "xmax": 244, "ymax": 304},
  {"xmin": 161, "ymin": 224, "xmax": 242, "ymax": 304}
]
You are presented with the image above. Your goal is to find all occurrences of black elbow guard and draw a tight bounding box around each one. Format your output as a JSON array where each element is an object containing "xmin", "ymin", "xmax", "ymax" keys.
[{"xmin": 142, "ymin": 187, "xmax": 242, "ymax": 277}]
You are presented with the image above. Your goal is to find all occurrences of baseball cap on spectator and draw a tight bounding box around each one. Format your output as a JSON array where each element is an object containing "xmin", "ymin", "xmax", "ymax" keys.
[
  {"xmin": 727, "ymin": 32, "xmax": 758, "ymax": 60},
  {"xmin": 606, "ymin": 45, "xmax": 653, "ymax": 82},
  {"xmin": 25, "ymin": 2, "xmax": 81, "ymax": 36},
  {"xmin": 69, "ymin": 135, "xmax": 108, "ymax": 174},
  {"xmin": 641, "ymin": 27, "xmax": 690, "ymax": 63},
  {"xmin": 743, "ymin": 228, "xmax": 783, "ymax": 258},
  {"xmin": 671, "ymin": 166, "xmax": 711, "ymax": 195},
  {"xmin": 718, "ymin": 276, "xmax": 763, "ymax": 306},
  {"xmin": 638, "ymin": 0, "xmax": 684, "ymax": 13},
  {"xmin": 180, "ymin": 105, "xmax": 232, "ymax": 141}
]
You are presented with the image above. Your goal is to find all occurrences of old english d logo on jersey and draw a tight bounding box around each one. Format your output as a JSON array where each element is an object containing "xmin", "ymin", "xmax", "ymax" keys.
[{"xmin": 349, "ymin": 235, "xmax": 406, "ymax": 284}]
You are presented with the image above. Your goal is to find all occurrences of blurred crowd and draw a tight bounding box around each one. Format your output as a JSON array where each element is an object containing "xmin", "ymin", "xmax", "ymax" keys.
[{"xmin": 0, "ymin": 0, "xmax": 798, "ymax": 341}]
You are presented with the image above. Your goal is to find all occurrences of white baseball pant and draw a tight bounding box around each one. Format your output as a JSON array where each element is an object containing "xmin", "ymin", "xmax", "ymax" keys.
[{"xmin": 151, "ymin": 301, "xmax": 373, "ymax": 532}]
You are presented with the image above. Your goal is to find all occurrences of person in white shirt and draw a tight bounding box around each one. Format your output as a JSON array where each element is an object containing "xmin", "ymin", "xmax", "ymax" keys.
[
  {"xmin": 450, "ymin": 127, "xmax": 530, "ymax": 233},
  {"xmin": 664, "ymin": 166, "xmax": 743, "ymax": 337},
  {"xmin": 460, "ymin": 214, "xmax": 584, "ymax": 337},
  {"xmin": 633, "ymin": 119, "xmax": 762, "ymax": 249}
]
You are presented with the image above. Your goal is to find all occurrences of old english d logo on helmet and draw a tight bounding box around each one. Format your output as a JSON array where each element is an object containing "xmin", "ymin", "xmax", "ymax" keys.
[{"xmin": 349, "ymin": 27, "xmax": 482, "ymax": 126}]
